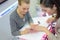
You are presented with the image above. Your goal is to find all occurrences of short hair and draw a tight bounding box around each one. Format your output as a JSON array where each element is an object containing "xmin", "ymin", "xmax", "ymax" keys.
[{"xmin": 18, "ymin": 0, "xmax": 30, "ymax": 5}]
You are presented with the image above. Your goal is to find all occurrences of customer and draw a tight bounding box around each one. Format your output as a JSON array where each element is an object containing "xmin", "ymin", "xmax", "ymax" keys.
[
  {"xmin": 10, "ymin": 0, "xmax": 33, "ymax": 36},
  {"xmin": 33, "ymin": 0, "xmax": 60, "ymax": 40}
]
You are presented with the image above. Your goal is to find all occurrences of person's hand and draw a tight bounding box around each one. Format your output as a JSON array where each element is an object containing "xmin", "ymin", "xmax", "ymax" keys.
[
  {"xmin": 30, "ymin": 24, "xmax": 39, "ymax": 29},
  {"xmin": 20, "ymin": 28, "xmax": 30, "ymax": 35},
  {"xmin": 30, "ymin": 24, "xmax": 47, "ymax": 32},
  {"xmin": 46, "ymin": 17, "xmax": 55, "ymax": 23},
  {"xmin": 28, "ymin": 28, "xmax": 39, "ymax": 33},
  {"xmin": 27, "ymin": 24, "xmax": 40, "ymax": 33},
  {"xmin": 30, "ymin": 24, "xmax": 51, "ymax": 35},
  {"xmin": 21, "ymin": 28, "xmax": 39, "ymax": 35},
  {"xmin": 31, "ymin": 25, "xmax": 48, "ymax": 32}
]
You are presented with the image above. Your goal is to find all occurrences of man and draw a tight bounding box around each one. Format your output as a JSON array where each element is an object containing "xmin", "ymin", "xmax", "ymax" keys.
[{"xmin": 10, "ymin": 0, "xmax": 33, "ymax": 36}]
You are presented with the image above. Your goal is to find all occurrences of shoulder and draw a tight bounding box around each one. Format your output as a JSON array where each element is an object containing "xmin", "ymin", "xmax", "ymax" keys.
[
  {"xmin": 56, "ymin": 18, "xmax": 60, "ymax": 27},
  {"xmin": 10, "ymin": 9, "xmax": 17, "ymax": 19},
  {"xmin": 57, "ymin": 18, "xmax": 60, "ymax": 21},
  {"xmin": 57, "ymin": 18, "xmax": 60, "ymax": 23}
]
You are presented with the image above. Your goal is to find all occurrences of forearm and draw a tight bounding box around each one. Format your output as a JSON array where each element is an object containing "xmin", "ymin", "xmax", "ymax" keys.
[
  {"xmin": 43, "ymin": 29, "xmax": 57, "ymax": 40},
  {"xmin": 44, "ymin": 29, "xmax": 51, "ymax": 35},
  {"xmin": 12, "ymin": 30, "xmax": 20, "ymax": 36},
  {"xmin": 12, "ymin": 30, "xmax": 28, "ymax": 36},
  {"xmin": 20, "ymin": 29, "xmax": 29, "ymax": 35}
]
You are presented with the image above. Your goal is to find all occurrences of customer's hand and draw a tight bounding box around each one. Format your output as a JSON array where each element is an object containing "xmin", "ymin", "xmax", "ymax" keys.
[
  {"xmin": 20, "ymin": 28, "xmax": 30, "ymax": 35},
  {"xmin": 31, "ymin": 25, "xmax": 48, "ymax": 32},
  {"xmin": 30, "ymin": 25, "xmax": 51, "ymax": 36},
  {"xmin": 21, "ymin": 28, "xmax": 39, "ymax": 35},
  {"xmin": 30, "ymin": 24, "xmax": 39, "ymax": 29},
  {"xmin": 30, "ymin": 24, "xmax": 47, "ymax": 32}
]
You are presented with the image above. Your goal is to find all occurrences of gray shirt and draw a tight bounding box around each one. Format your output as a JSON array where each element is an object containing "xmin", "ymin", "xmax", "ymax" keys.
[{"xmin": 10, "ymin": 9, "xmax": 33, "ymax": 36}]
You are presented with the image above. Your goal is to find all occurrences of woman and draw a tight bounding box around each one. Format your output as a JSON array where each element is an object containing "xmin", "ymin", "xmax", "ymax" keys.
[{"xmin": 33, "ymin": 0, "xmax": 60, "ymax": 40}]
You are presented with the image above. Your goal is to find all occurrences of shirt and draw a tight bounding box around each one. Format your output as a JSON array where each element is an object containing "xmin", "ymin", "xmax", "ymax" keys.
[{"xmin": 10, "ymin": 9, "xmax": 33, "ymax": 36}]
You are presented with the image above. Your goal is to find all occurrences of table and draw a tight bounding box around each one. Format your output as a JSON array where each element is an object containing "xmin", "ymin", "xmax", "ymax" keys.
[
  {"xmin": 16, "ymin": 17, "xmax": 51, "ymax": 40},
  {"xmin": 16, "ymin": 32, "xmax": 45, "ymax": 40}
]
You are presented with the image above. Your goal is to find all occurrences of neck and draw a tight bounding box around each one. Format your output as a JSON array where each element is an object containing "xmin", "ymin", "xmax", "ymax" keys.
[{"xmin": 17, "ymin": 8, "xmax": 24, "ymax": 18}]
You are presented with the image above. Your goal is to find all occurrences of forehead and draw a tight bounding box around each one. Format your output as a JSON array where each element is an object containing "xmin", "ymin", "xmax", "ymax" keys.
[
  {"xmin": 42, "ymin": 6, "xmax": 52, "ymax": 10},
  {"xmin": 20, "ymin": 2, "xmax": 29, "ymax": 8},
  {"xmin": 46, "ymin": 7, "xmax": 52, "ymax": 10}
]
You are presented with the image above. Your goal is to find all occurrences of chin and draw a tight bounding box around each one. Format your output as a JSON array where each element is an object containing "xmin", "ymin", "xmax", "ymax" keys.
[
  {"xmin": 22, "ymin": 14, "xmax": 26, "ymax": 16},
  {"xmin": 23, "ymin": 13, "xmax": 27, "ymax": 14}
]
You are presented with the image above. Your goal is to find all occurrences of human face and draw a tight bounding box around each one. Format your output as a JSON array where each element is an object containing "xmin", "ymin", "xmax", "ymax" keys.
[
  {"xmin": 41, "ymin": 5, "xmax": 57, "ymax": 15},
  {"xmin": 45, "ymin": 8, "xmax": 56, "ymax": 15},
  {"xmin": 19, "ymin": 2, "xmax": 29, "ymax": 15}
]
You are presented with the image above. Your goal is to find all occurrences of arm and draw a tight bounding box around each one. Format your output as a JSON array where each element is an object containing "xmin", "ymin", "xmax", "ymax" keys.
[
  {"xmin": 41, "ymin": 27, "xmax": 56, "ymax": 40},
  {"xmin": 32, "ymin": 25, "xmax": 57, "ymax": 40},
  {"xmin": 27, "ymin": 12, "xmax": 33, "ymax": 24},
  {"xmin": 44, "ymin": 29, "xmax": 57, "ymax": 40},
  {"xmin": 10, "ymin": 17, "xmax": 21, "ymax": 36},
  {"xmin": 55, "ymin": 18, "xmax": 60, "ymax": 34},
  {"xmin": 10, "ymin": 16, "xmax": 31, "ymax": 36}
]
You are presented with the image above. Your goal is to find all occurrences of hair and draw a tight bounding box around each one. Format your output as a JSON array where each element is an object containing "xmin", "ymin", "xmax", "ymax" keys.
[
  {"xmin": 40, "ymin": 0, "xmax": 44, "ymax": 4},
  {"xmin": 40, "ymin": 0, "xmax": 60, "ymax": 35},
  {"xmin": 54, "ymin": 0, "xmax": 60, "ymax": 34},
  {"xmin": 40, "ymin": 0, "xmax": 55, "ymax": 8},
  {"xmin": 40, "ymin": 0, "xmax": 60, "ymax": 19},
  {"xmin": 18, "ymin": 0, "xmax": 30, "ymax": 5},
  {"xmin": 54, "ymin": 0, "xmax": 60, "ymax": 19}
]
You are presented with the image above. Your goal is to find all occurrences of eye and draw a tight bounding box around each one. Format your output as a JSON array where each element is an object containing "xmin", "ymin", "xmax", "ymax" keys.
[{"xmin": 23, "ymin": 8, "xmax": 26, "ymax": 10}]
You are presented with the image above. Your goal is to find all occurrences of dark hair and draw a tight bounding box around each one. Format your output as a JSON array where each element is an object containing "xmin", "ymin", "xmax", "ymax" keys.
[
  {"xmin": 18, "ymin": 0, "xmax": 30, "ymax": 5},
  {"xmin": 54, "ymin": 0, "xmax": 60, "ymax": 19},
  {"xmin": 41, "ymin": 0, "xmax": 55, "ymax": 8},
  {"xmin": 40, "ymin": 0, "xmax": 60, "ymax": 19},
  {"xmin": 40, "ymin": 0, "xmax": 44, "ymax": 4}
]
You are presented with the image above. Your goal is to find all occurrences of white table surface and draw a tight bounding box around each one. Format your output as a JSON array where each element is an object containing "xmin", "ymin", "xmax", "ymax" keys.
[
  {"xmin": 16, "ymin": 17, "xmax": 51, "ymax": 40},
  {"xmin": 16, "ymin": 32, "xmax": 45, "ymax": 40}
]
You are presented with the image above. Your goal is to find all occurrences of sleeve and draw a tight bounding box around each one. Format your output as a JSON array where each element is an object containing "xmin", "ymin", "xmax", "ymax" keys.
[
  {"xmin": 10, "ymin": 16, "xmax": 21, "ymax": 36},
  {"xmin": 48, "ymin": 18, "xmax": 60, "ymax": 40},
  {"xmin": 27, "ymin": 12, "xmax": 33, "ymax": 24},
  {"xmin": 55, "ymin": 18, "xmax": 60, "ymax": 33},
  {"xmin": 48, "ymin": 33, "xmax": 57, "ymax": 40}
]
